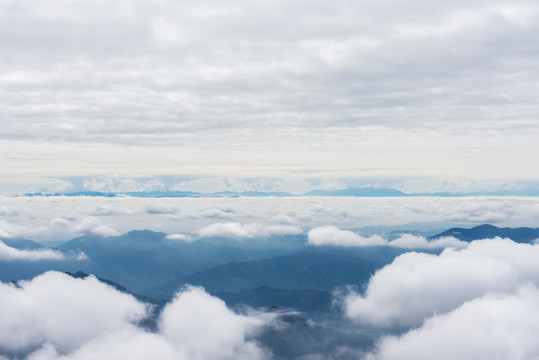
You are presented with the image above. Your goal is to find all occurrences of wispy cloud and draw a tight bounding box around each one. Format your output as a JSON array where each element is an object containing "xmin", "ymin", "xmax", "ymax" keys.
[
  {"xmin": 0, "ymin": 241, "xmax": 64, "ymax": 261},
  {"xmin": 307, "ymin": 225, "xmax": 467, "ymax": 249}
]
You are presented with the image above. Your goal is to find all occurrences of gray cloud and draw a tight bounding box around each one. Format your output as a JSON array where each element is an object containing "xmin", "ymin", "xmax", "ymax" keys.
[{"xmin": 0, "ymin": 0, "xmax": 538, "ymax": 177}]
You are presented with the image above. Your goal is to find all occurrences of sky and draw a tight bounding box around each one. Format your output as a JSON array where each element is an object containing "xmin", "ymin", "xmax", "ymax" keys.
[{"xmin": 1, "ymin": 0, "xmax": 539, "ymax": 192}]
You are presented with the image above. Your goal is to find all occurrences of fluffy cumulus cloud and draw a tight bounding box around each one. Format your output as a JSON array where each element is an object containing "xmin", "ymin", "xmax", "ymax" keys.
[
  {"xmin": 344, "ymin": 238, "xmax": 539, "ymax": 327},
  {"xmin": 0, "ymin": 272, "xmax": 272, "ymax": 360},
  {"xmin": 0, "ymin": 241, "xmax": 64, "ymax": 261},
  {"xmin": 197, "ymin": 222, "xmax": 302, "ymax": 239},
  {"xmin": 0, "ymin": 272, "xmax": 148, "ymax": 354},
  {"xmin": 307, "ymin": 226, "xmax": 467, "ymax": 249},
  {"xmin": 159, "ymin": 286, "xmax": 269, "ymax": 360},
  {"xmin": 71, "ymin": 216, "xmax": 121, "ymax": 237},
  {"xmin": 368, "ymin": 285, "xmax": 539, "ymax": 360}
]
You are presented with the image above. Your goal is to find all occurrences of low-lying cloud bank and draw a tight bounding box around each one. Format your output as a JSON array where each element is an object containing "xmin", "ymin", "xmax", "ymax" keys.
[
  {"xmin": 342, "ymin": 238, "xmax": 539, "ymax": 359},
  {"xmin": 0, "ymin": 241, "xmax": 64, "ymax": 261},
  {"xmin": 0, "ymin": 272, "xmax": 273, "ymax": 360},
  {"xmin": 197, "ymin": 222, "xmax": 303, "ymax": 239},
  {"xmin": 308, "ymin": 225, "xmax": 468, "ymax": 249}
]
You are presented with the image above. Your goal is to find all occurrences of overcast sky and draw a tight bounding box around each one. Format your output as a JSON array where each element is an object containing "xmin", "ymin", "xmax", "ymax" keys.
[{"xmin": 1, "ymin": 0, "xmax": 538, "ymax": 183}]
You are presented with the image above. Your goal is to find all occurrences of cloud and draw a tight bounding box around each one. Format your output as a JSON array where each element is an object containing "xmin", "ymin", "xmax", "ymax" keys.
[
  {"xmin": 0, "ymin": 241, "xmax": 64, "ymax": 261},
  {"xmin": 165, "ymin": 233, "xmax": 192, "ymax": 242},
  {"xmin": 307, "ymin": 225, "xmax": 464, "ymax": 249},
  {"xmin": 442, "ymin": 200, "xmax": 517, "ymax": 223},
  {"xmin": 197, "ymin": 222, "xmax": 270, "ymax": 239},
  {"xmin": 308, "ymin": 225, "xmax": 386, "ymax": 246},
  {"xmin": 0, "ymin": 272, "xmax": 272, "ymax": 360},
  {"xmin": 88, "ymin": 204, "xmax": 134, "ymax": 216},
  {"xmin": 199, "ymin": 207, "xmax": 237, "ymax": 219},
  {"xmin": 0, "ymin": 220, "xmax": 49, "ymax": 239},
  {"xmin": 51, "ymin": 217, "xmax": 71, "ymax": 227},
  {"xmin": 71, "ymin": 216, "xmax": 121, "ymax": 237},
  {"xmin": 0, "ymin": 205, "xmax": 19, "ymax": 218},
  {"xmin": 197, "ymin": 222, "xmax": 303, "ymax": 239},
  {"xmin": 343, "ymin": 238, "xmax": 539, "ymax": 327},
  {"xmin": 0, "ymin": 271, "xmax": 148, "ymax": 353},
  {"xmin": 368, "ymin": 285, "xmax": 539, "ymax": 360},
  {"xmin": 159, "ymin": 286, "xmax": 271, "ymax": 360},
  {"xmin": 144, "ymin": 204, "xmax": 180, "ymax": 215},
  {"xmin": 386, "ymin": 234, "xmax": 468, "ymax": 249},
  {"xmin": 1, "ymin": 0, "xmax": 539, "ymax": 178}
]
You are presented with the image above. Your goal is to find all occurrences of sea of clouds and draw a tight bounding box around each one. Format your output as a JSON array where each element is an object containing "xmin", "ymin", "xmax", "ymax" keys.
[{"xmin": 2, "ymin": 196, "xmax": 539, "ymax": 358}]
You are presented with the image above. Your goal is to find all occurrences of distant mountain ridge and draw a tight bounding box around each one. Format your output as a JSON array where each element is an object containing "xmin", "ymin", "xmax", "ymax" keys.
[
  {"xmin": 17, "ymin": 187, "xmax": 539, "ymax": 198},
  {"xmin": 145, "ymin": 246, "xmax": 406, "ymax": 299},
  {"xmin": 429, "ymin": 224, "xmax": 539, "ymax": 243}
]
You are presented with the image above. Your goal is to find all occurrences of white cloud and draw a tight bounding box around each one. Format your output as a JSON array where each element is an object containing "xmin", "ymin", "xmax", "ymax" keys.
[
  {"xmin": 344, "ymin": 238, "xmax": 539, "ymax": 327},
  {"xmin": 197, "ymin": 222, "xmax": 270, "ymax": 239},
  {"xmin": 0, "ymin": 271, "xmax": 148, "ymax": 353},
  {"xmin": 387, "ymin": 234, "xmax": 468, "ymax": 249},
  {"xmin": 0, "ymin": 273, "xmax": 272, "ymax": 360},
  {"xmin": 0, "ymin": 220, "xmax": 49, "ymax": 239},
  {"xmin": 159, "ymin": 286, "xmax": 270, "ymax": 360},
  {"xmin": 308, "ymin": 225, "xmax": 386, "ymax": 247},
  {"xmin": 51, "ymin": 217, "xmax": 71, "ymax": 227},
  {"xmin": 308, "ymin": 225, "xmax": 468, "ymax": 249},
  {"xmin": 197, "ymin": 222, "xmax": 301, "ymax": 239},
  {"xmin": 368, "ymin": 285, "xmax": 539, "ymax": 360},
  {"xmin": 0, "ymin": 241, "xmax": 64, "ymax": 261},
  {"xmin": 165, "ymin": 233, "xmax": 192, "ymax": 242},
  {"xmin": 71, "ymin": 216, "xmax": 121, "ymax": 237}
]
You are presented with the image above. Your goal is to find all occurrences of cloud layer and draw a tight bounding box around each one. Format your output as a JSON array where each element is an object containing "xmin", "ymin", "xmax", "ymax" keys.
[{"xmin": 1, "ymin": 0, "xmax": 538, "ymax": 177}]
